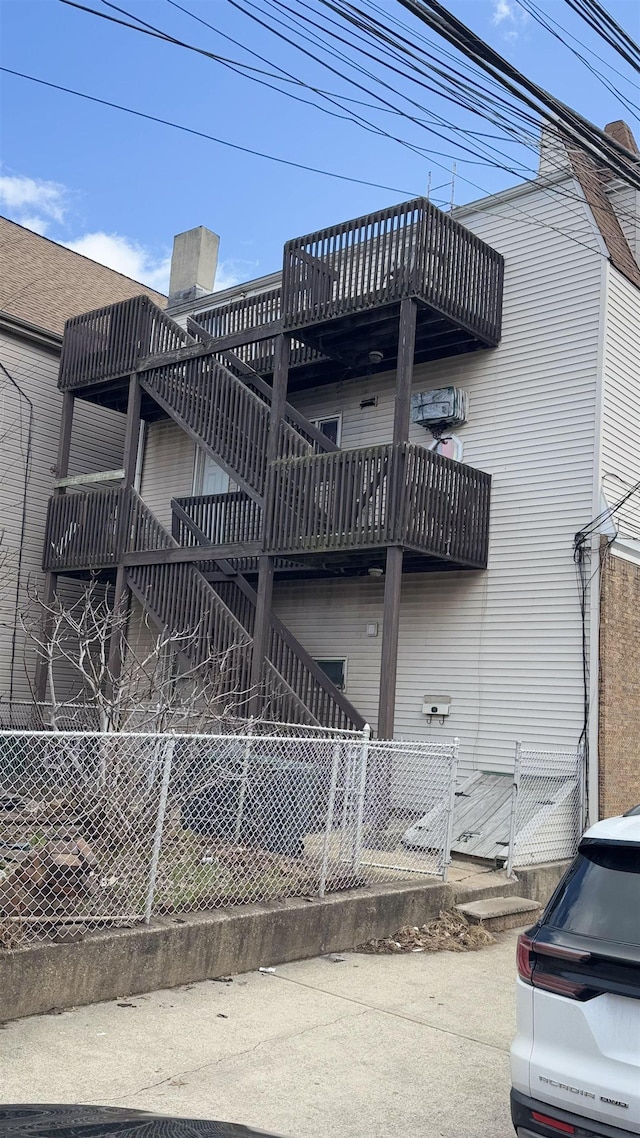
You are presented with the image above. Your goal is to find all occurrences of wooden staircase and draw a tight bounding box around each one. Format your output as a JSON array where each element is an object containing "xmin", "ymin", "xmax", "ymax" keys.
[{"xmin": 126, "ymin": 492, "xmax": 364, "ymax": 730}]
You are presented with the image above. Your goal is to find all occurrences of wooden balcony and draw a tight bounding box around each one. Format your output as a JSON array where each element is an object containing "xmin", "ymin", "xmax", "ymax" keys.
[
  {"xmin": 44, "ymin": 444, "xmax": 490, "ymax": 578},
  {"xmin": 282, "ymin": 198, "xmax": 504, "ymax": 368},
  {"xmin": 58, "ymin": 295, "xmax": 190, "ymax": 406},
  {"xmin": 264, "ymin": 443, "xmax": 491, "ymax": 571},
  {"xmin": 192, "ymin": 287, "xmax": 335, "ymax": 388},
  {"xmin": 43, "ymin": 486, "xmax": 171, "ymax": 573}
]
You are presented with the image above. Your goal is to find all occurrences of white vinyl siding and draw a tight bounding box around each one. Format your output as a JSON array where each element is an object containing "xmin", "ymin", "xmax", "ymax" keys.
[
  {"xmin": 0, "ymin": 331, "xmax": 125, "ymax": 703},
  {"xmin": 607, "ymin": 183, "xmax": 640, "ymax": 261},
  {"xmin": 139, "ymin": 420, "xmax": 196, "ymax": 532},
  {"xmin": 601, "ymin": 267, "xmax": 640, "ymax": 540},
  {"xmin": 277, "ymin": 181, "xmax": 603, "ymax": 774}
]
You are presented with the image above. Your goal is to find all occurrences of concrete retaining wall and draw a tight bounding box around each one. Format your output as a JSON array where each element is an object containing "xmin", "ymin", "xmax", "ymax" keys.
[{"xmin": 0, "ymin": 861, "xmax": 570, "ymax": 1024}]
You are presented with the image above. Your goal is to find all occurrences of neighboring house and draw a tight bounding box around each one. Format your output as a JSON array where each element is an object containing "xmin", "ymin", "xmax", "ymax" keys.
[
  {"xmin": 39, "ymin": 122, "xmax": 640, "ymax": 821},
  {"xmin": 0, "ymin": 217, "xmax": 166, "ymax": 709}
]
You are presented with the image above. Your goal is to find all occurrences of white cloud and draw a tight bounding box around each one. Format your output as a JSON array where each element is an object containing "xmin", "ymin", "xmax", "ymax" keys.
[
  {"xmin": 1, "ymin": 169, "xmax": 259, "ymax": 296},
  {"xmin": 64, "ymin": 232, "xmax": 172, "ymax": 292},
  {"xmin": 214, "ymin": 259, "xmax": 260, "ymax": 293},
  {"xmin": 491, "ymin": 0, "xmax": 528, "ymax": 38},
  {"xmin": 15, "ymin": 215, "xmax": 52, "ymax": 236},
  {"xmin": 0, "ymin": 174, "xmax": 68, "ymax": 232},
  {"xmin": 64, "ymin": 237, "xmax": 258, "ymax": 296}
]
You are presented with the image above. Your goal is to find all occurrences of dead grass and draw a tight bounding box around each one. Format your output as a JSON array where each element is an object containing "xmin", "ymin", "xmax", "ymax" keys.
[{"xmin": 355, "ymin": 909, "xmax": 496, "ymax": 954}]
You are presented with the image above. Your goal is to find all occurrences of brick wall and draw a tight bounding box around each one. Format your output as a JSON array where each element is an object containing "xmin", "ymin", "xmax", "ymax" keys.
[{"xmin": 598, "ymin": 550, "xmax": 640, "ymax": 817}]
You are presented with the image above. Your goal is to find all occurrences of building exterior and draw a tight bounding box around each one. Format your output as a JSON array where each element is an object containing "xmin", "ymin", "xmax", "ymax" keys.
[
  {"xmin": 38, "ymin": 122, "xmax": 640, "ymax": 819},
  {"xmin": 0, "ymin": 217, "xmax": 166, "ymax": 709}
]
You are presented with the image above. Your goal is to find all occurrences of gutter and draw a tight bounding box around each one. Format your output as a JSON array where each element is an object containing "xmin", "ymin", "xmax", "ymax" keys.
[{"xmin": 0, "ymin": 310, "xmax": 62, "ymax": 355}]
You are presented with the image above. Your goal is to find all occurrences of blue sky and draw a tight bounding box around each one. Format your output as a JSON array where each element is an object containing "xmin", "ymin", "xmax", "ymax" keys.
[{"xmin": 1, "ymin": 0, "xmax": 638, "ymax": 292}]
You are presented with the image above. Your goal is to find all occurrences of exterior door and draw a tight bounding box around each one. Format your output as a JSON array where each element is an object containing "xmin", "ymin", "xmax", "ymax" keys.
[{"xmin": 199, "ymin": 452, "xmax": 229, "ymax": 496}]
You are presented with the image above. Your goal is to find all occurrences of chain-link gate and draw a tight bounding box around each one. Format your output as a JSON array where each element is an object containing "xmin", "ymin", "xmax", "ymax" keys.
[
  {"xmin": 360, "ymin": 738, "xmax": 459, "ymax": 880},
  {"xmin": 506, "ymin": 742, "xmax": 586, "ymax": 875}
]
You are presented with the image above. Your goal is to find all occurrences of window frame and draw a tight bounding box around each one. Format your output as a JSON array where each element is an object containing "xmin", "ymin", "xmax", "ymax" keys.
[
  {"xmin": 310, "ymin": 413, "xmax": 342, "ymax": 447},
  {"xmin": 313, "ymin": 657, "xmax": 348, "ymax": 692}
]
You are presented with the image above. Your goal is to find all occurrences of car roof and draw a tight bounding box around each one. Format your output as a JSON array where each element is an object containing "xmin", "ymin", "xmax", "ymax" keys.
[{"xmin": 582, "ymin": 812, "xmax": 640, "ymax": 843}]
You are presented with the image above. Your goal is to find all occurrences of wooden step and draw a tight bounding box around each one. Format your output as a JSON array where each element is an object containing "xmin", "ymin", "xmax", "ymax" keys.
[{"xmin": 455, "ymin": 896, "xmax": 541, "ymax": 933}]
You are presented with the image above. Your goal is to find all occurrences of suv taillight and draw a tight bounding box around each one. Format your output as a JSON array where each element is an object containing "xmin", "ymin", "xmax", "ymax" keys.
[
  {"xmin": 516, "ymin": 932, "xmax": 534, "ymax": 982},
  {"xmin": 517, "ymin": 934, "xmax": 589, "ymax": 999}
]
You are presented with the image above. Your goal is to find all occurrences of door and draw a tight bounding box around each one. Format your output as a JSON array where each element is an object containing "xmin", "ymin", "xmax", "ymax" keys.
[{"xmin": 197, "ymin": 452, "xmax": 229, "ymax": 497}]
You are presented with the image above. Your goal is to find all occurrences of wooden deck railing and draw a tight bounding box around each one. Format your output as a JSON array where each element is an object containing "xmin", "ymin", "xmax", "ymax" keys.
[
  {"xmin": 43, "ymin": 486, "xmax": 173, "ymax": 572},
  {"xmin": 43, "ymin": 486, "xmax": 123, "ymax": 570},
  {"xmin": 59, "ymin": 296, "xmax": 190, "ymax": 391},
  {"xmin": 264, "ymin": 442, "xmax": 491, "ymax": 568},
  {"xmin": 193, "ymin": 287, "xmax": 324, "ymax": 373},
  {"xmin": 282, "ymin": 198, "xmax": 503, "ymax": 346},
  {"xmin": 172, "ymin": 491, "xmax": 263, "ymax": 548}
]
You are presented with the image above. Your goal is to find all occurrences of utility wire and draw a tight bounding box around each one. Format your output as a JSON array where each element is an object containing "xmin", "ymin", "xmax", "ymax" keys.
[
  {"xmin": 0, "ymin": 66, "xmax": 416, "ymax": 195},
  {"xmin": 252, "ymin": 0, "xmax": 639, "ymax": 222},
  {"xmin": 389, "ymin": 0, "xmax": 640, "ymax": 187},
  {"xmin": 59, "ymin": 0, "xmax": 476, "ymax": 170},
  {"xmin": 59, "ymin": 0, "xmax": 640, "ymax": 226},
  {"xmin": 517, "ymin": 0, "xmax": 640, "ymax": 118},
  {"xmin": 25, "ymin": 0, "xmax": 640, "ymax": 242},
  {"xmin": 562, "ymin": 0, "xmax": 640, "ymax": 73}
]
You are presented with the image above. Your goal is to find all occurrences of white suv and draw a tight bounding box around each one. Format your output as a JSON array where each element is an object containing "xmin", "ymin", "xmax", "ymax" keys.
[{"xmin": 511, "ymin": 807, "xmax": 640, "ymax": 1137}]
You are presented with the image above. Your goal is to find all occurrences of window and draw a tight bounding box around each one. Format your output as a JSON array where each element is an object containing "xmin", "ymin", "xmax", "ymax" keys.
[
  {"xmin": 314, "ymin": 658, "xmax": 347, "ymax": 691},
  {"xmin": 311, "ymin": 415, "xmax": 342, "ymax": 446},
  {"xmin": 545, "ymin": 841, "xmax": 640, "ymax": 946}
]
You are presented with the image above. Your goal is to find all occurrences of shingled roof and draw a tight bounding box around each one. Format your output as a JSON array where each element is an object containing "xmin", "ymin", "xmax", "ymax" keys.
[
  {"xmin": 565, "ymin": 121, "xmax": 640, "ymax": 291},
  {"xmin": 0, "ymin": 217, "xmax": 166, "ymax": 336}
]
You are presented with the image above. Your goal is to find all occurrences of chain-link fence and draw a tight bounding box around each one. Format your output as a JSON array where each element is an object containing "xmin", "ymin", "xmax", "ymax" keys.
[
  {"xmin": 506, "ymin": 743, "xmax": 586, "ymax": 875},
  {"xmin": 0, "ymin": 726, "xmax": 459, "ymax": 948},
  {"xmin": 0, "ymin": 731, "xmax": 165, "ymax": 948}
]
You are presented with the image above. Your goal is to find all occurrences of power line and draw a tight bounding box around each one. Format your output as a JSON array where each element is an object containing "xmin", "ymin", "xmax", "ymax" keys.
[
  {"xmin": 391, "ymin": 0, "xmax": 640, "ymax": 187},
  {"xmin": 59, "ymin": 0, "xmax": 640, "ymax": 227},
  {"xmin": 58, "ymin": 0, "xmax": 475, "ymax": 172},
  {"xmin": 0, "ymin": 66, "xmax": 416, "ymax": 195},
  {"xmin": 517, "ymin": 0, "xmax": 640, "ymax": 118},
  {"xmin": 18, "ymin": 0, "xmax": 640, "ymax": 248},
  {"xmin": 253, "ymin": 0, "xmax": 640, "ymax": 222},
  {"xmin": 562, "ymin": 0, "xmax": 640, "ymax": 74}
]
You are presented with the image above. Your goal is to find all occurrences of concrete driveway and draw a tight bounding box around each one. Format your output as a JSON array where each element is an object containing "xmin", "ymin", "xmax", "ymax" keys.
[{"xmin": 1, "ymin": 928, "xmax": 520, "ymax": 1137}]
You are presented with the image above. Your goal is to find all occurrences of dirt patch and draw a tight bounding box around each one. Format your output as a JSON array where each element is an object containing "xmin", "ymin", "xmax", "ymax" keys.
[{"xmin": 356, "ymin": 909, "xmax": 496, "ymax": 954}]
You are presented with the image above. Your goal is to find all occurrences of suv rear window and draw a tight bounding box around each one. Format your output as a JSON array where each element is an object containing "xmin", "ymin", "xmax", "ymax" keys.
[{"xmin": 545, "ymin": 841, "xmax": 640, "ymax": 946}]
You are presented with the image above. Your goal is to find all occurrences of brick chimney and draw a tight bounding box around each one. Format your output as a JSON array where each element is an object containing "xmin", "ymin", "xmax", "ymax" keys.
[{"xmin": 604, "ymin": 120, "xmax": 639, "ymax": 156}]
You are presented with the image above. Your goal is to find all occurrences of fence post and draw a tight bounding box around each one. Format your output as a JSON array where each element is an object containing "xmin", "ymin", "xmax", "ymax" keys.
[
  {"xmin": 506, "ymin": 741, "xmax": 522, "ymax": 879},
  {"xmin": 318, "ymin": 741, "xmax": 341, "ymax": 899},
  {"xmin": 144, "ymin": 736, "xmax": 175, "ymax": 924},
  {"xmin": 351, "ymin": 723, "xmax": 371, "ymax": 874},
  {"xmin": 234, "ymin": 717, "xmax": 254, "ymax": 843},
  {"xmin": 442, "ymin": 738, "xmax": 459, "ymax": 881}
]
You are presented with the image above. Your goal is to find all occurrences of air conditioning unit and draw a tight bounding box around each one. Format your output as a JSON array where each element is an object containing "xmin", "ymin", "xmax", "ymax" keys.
[{"xmin": 411, "ymin": 387, "xmax": 467, "ymax": 432}]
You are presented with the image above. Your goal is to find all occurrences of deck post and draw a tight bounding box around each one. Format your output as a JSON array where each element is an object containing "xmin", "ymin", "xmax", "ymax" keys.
[
  {"xmin": 107, "ymin": 374, "xmax": 142, "ymax": 691},
  {"xmin": 377, "ymin": 298, "xmax": 417, "ymax": 739},
  {"xmin": 250, "ymin": 333, "xmax": 289, "ymax": 716},
  {"xmin": 34, "ymin": 391, "xmax": 75, "ymax": 702}
]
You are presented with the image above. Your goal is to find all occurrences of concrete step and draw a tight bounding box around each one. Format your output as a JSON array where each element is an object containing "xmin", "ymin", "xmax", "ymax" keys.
[{"xmin": 455, "ymin": 895, "xmax": 541, "ymax": 933}]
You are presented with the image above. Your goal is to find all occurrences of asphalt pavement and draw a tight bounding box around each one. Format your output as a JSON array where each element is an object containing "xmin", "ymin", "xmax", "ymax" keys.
[{"xmin": 0, "ymin": 928, "xmax": 521, "ymax": 1137}]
